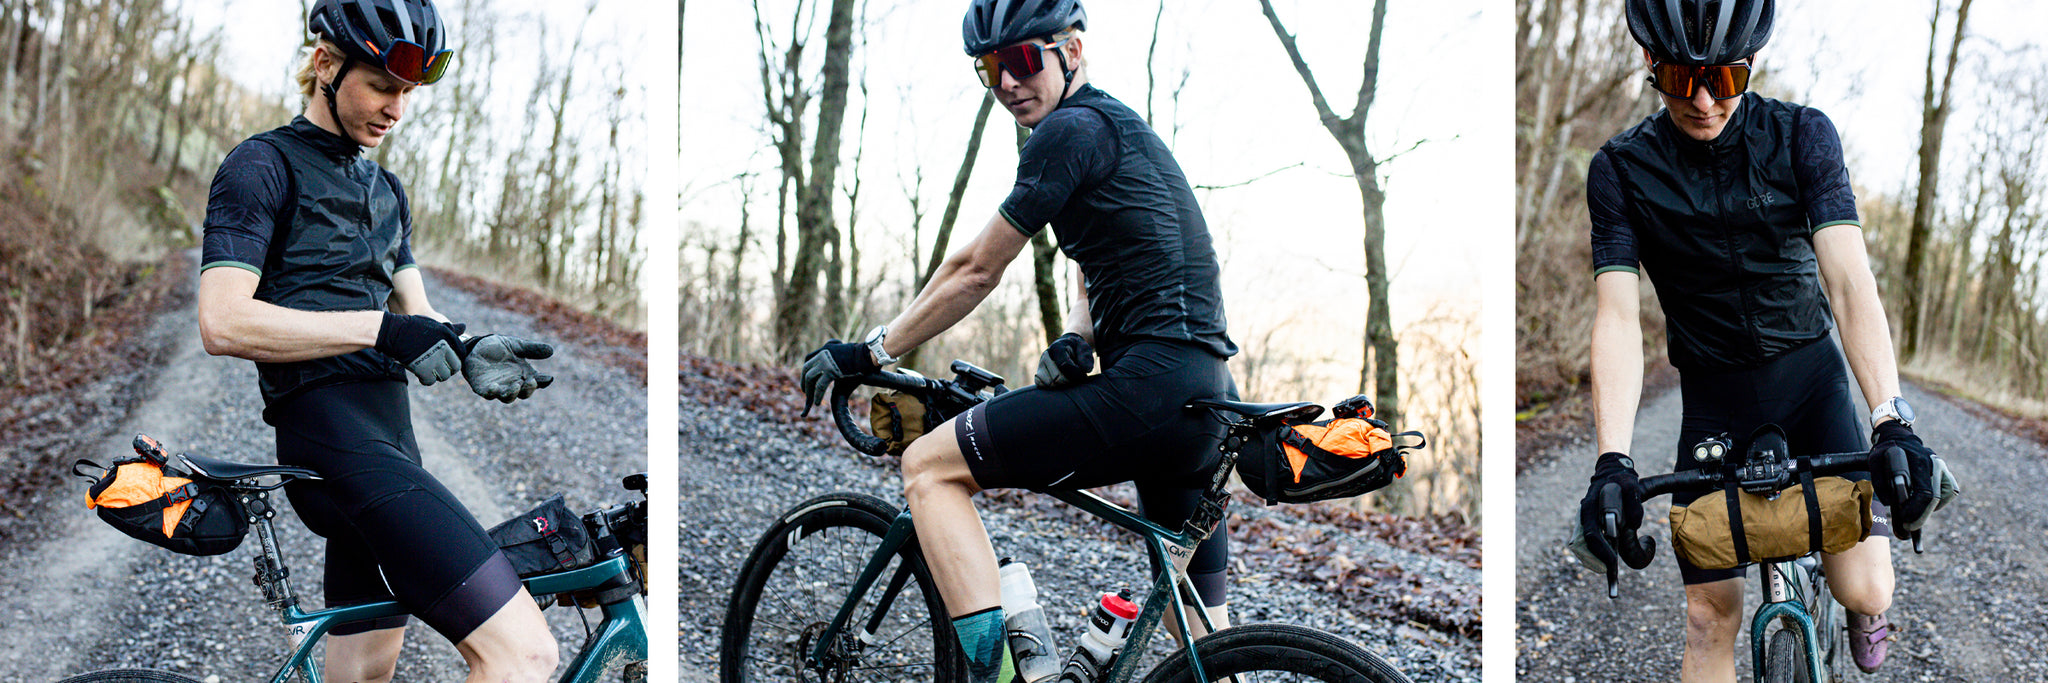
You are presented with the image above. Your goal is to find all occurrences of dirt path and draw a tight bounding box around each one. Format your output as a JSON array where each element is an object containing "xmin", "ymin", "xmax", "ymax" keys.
[
  {"xmin": 675, "ymin": 366, "xmax": 1483, "ymax": 682},
  {"xmin": 0, "ymin": 255, "xmax": 647, "ymax": 681},
  {"xmin": 1516, "ymin": 379, "xmax": 2048, "ymax": 681}
]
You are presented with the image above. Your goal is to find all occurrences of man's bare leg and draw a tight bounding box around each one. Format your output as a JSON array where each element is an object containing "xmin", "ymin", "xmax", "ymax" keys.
[
  {"xmin": 325, "ymin": 627, "xmax": 405, "ymax": 683},
  {"xmin": 455, "ymin": 588, "xmax": 559, "ymax": 683},
  {"xmin": 1680, "ymin": 578, "xmax": 1743, "ymax": 683}
]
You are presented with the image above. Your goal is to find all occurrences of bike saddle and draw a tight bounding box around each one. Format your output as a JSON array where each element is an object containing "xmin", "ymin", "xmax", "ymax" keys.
[
  {"xmin": 1185, "ymin": 398, "xmax": 1324, "ymax": 425},
  {"xmin": 177, "ymin": 453, "xmax": 321, "ymax": 484}
]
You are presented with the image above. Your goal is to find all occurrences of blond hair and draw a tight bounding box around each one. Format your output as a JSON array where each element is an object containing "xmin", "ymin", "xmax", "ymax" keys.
[
  {"xmin": 1051, "ymin": 26, "xmax": 1086, "ymax": 69},
  {"xmin": 293, "ymin": 40, "xmax": 346, "ymax": 101}
]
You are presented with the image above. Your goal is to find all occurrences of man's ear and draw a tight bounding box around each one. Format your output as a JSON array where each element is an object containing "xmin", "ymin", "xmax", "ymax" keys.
[{"xmin": 314, "ymin": 44, "xmax": 342, "ymax": 84}]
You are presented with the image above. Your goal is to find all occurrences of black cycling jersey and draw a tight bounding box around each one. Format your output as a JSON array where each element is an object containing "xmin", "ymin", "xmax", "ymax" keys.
[
  {"xmin": 272, "ymin": 381, "xmax": 521, "ymax": 640},
  {"xmin": 1588, "ymin": 94, "xmax": 1859, "ymax": 371},
  {"xmin": 1670, "ymin": 338, "xmax": 1891, "ymax": 585},
  {"xmin": 999, "ymin": 84, "xmax": 1237, "ymax": 361},
  {"xmin": 202, "ymin": 116, "xmax": 418, "ymax": 420}
]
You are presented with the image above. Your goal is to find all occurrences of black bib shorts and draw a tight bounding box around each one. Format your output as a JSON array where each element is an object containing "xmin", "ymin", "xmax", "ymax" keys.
[
  {"xmin": 954, "ymin": 340, "xmax": 1234, "ymax": 605},
  {"xmin": 272, "ymin": 380, "xmax": 522, "ymax": 641}
]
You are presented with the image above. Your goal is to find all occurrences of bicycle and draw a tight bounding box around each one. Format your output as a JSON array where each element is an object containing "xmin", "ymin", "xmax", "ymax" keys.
[
  {"xmin": 61, "ymin": 437, "xmax": 651, "ymax": 683},
  {"xmin": 1591, "ymin": 433, "xmax": 1931, "ymax": 683},
  {"xmin": 717, "ymin": 360, "xmax": 1415, "ymax": 682}
]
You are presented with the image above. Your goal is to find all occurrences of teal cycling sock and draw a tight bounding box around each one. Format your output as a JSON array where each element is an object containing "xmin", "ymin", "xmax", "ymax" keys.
[{"xmin": 952, "ymin": 606, "xmax": 1014, "ymax": 683}]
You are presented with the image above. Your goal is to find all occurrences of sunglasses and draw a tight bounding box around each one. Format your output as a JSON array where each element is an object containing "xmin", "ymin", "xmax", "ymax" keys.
[
  {"xmin": 367, "ymin": 38, "xmax": 454, "ymax": 85},
  {"xmin": 972, "ymin": 37, "xmax": 1069, "ymax": 88},
  {"xmin": 1648, "ymin": 61, "xmax": 1750, "ymax": 101}
]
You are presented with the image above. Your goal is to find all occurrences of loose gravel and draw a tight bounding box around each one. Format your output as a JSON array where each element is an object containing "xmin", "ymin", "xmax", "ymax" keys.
[
  {"xmin": 677, "ymin": 383, "xmax": 1482, "ymax": 682},
  {"xmin": 0, "ymin": 259, "xmax": 648, "ymax": 682},
  {"xmin": 1516, "ymin": 382, "xmax": 2048, "ymax": 681}
]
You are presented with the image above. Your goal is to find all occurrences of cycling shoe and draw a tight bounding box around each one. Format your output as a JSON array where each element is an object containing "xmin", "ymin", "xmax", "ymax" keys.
[{"xmin": 1848, "ymin": 611, "xmax": 1896, "ymax": 673}]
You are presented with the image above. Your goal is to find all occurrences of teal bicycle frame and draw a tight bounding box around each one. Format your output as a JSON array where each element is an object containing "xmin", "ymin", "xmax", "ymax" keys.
[
  {"xmin": 809, "ymin": 486, "xmax": 1224, "ymax": 681},
  {"xmin": 1750, "ymin": 554, "xmax": 1838, "ymax": 683},
  {"xmin": 244, "ymin": 494, "xmax": 648, "ymax": 683}
]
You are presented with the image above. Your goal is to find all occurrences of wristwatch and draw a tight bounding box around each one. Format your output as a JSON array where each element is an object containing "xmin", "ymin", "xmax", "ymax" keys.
[
  {"xmin": 863, "ymin": 325, "xmax": 899, "ymax": 367},
  {"xmin": 1870, "ymin": 396, "xmax": 1915, "ymax": 427}
]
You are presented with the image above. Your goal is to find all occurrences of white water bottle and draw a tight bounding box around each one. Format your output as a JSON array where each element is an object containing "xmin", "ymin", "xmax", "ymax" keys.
[
  {"xmin": 999, "ymin": 559, "xmax": 1062, "ymax": 682},
  {"xmin": 1056, "ymin": 590, "xmax": 1140, "ymax": 683}
]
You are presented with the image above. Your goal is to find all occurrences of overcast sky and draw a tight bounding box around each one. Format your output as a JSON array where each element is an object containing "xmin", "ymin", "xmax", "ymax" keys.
[{"xmin": 682, "ymin": 0, "xmax": 1512, "ymax": 354}]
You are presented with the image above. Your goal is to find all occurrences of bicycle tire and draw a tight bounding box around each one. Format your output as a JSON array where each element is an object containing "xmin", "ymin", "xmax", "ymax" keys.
[
  {"xmin": 56, "ymin": 670, "xmax": 204, "ymax": 683},
  {"xmin": 718, "ymin": 492, "xmax": 963, "ymax": 682},
  {"xmin": 1763, "ymin": 628, "xmax": 1811, "ymax": 683},
  {"xmin": 1142, "ymin": 623, "xmax": 1411, "ymax": 683}
]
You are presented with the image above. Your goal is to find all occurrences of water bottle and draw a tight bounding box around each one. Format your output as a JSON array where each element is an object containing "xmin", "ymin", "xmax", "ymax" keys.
[
  {"xmin": 998, "ymin": 559, "xmax": 1061, "ymax": 682},
  {"xmin": 1056, "ymin": 589, "xmax": 1140, "ymax": 683}
]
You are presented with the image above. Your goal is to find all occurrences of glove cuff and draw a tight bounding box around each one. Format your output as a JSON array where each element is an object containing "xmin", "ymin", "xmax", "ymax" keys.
[{"xmin": 1873, "ymin": 420, "xmax": 1916, "ymax": 442}]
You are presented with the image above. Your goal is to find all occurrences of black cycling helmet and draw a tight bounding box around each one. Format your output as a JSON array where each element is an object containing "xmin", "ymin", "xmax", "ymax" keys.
[
  {"xmin": 962, "ymin": 0, "xmax": 1087, "ymax": 56},
  {"xmin": 309, "ymin": 0, "xmax": 451, "ymax": 84},
  {"xmin": 1625, "ymin": 0, "xmax": 1773, "ymax": 66}
]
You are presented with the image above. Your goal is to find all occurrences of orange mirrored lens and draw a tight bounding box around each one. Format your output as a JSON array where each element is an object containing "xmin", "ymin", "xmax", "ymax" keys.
[
  {"xmin": 1651, "ymin": 62, "xmax": 1749, "ymax": 101},
  {"xmin": 381, "ymin": 40, "xmax": 453, "ymax": 85}
]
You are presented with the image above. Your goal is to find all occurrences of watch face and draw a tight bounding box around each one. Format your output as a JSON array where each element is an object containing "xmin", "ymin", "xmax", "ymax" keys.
[{"xmin": 1893, "ymin": 398, "xmax": 1915, "ymax": 424}]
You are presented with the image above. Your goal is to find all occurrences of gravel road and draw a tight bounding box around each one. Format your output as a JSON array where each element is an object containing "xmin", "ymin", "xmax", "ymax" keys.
[
  {"xmin": 0, "ymin": 257, "xmax": 647, "ymax": 682},
  {"xmin": 677, "ymin": 386, "xmax": 1482, "ymax": 681},
  {"xmin": 1516, "ymin": 377, "xmax": 2048, "ymax": 681}
]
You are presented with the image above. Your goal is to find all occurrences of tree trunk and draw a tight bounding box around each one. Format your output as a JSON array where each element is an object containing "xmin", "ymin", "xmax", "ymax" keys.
[
  {"xmin": 920, "ymin": 92, "xmax": 996, "ymax": 290},
  {"xmin": 1902, "ymin": 0, "xmax": 1973, "ymax": 359},
  {"xmin": 774, "ymin": 0, "xmax": 858, "ymax": 360},
  {"xmin": 1256, "ymin": 0, "xmax": 1399, "ymax": 425}
]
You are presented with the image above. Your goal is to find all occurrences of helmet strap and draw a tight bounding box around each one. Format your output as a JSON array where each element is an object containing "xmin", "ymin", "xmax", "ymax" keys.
[
  {"xmin": 1051, "ymin": 47, "xmax": 1077, "ymax": 111},
  {"xmin": 320, "ymin": 56, "xmax": 355, "ymax": 138}
]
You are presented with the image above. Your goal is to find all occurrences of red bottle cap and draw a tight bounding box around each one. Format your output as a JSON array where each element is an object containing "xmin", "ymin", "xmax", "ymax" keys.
[{"xmin": 1101, "ymin": 592, "xmax": 1140, "ymax": 620}]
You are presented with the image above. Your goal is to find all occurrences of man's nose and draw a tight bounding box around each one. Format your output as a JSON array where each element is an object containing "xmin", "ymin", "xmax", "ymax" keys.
[{"xmin": 1690, "ymin": 82, "xmax": 1716, "ymax": 111}]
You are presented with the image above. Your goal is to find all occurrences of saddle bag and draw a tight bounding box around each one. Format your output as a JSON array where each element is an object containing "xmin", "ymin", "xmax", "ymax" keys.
[
  {"xmin": 77, "ymin": 435, "xmax": 249, "ymax": 556},
  {"xmin": 1671, "ymin": 476, "xmax": 1874, "ymax": 570},
  {"xmin": 488, "ymin": 494, "xmax": 597, "ymax": 577},
  {"xmin": 1235, "ymin": 395, "xmax": 1425, "ymax": 505}
]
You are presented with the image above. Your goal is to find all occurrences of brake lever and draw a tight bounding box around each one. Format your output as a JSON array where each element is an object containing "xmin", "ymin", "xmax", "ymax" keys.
[{"xmin": 1601, "ymin": 484, "xmax": 1622, "ymax": 598}]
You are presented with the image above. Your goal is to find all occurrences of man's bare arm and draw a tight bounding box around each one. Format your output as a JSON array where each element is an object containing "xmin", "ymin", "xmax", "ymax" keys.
[
  {"xmin": 1813, "ymin": 225, "xmax": 1902, "ymax": 413},
  {"xmin": 197, "ymin": 267, "xmax": 382, "ymax": 362},
  {"xmin": 1591, "ymin": 271, "xmax": 1647, "ymax": 454},
  {"xmin": 879, "ymin": 214, "xmax": 1033, "ymax": 358}
]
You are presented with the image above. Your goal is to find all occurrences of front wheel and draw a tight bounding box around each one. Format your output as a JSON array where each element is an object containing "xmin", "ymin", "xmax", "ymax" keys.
[
  {"xmin": 56, "ymin": 670, "xmax": 205, "ymax": 683},
  {"xmin": 1763, "ymin": 628, "xmax": 1813, "ymax": 683},
  {"xmin": 718, "ymin": 492, "xmax": 963, "ymax": 682},
  {"xmin": 1142, "ymin": 623, "xmax": 1411, "ymax": 683}
]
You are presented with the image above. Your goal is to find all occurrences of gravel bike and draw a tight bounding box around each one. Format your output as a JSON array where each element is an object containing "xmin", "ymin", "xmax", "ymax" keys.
[
  {"xmin": 1592, "ymin": 433, "xmax": 1934, "ymax": 683},
  {"xmin": 717, "ymin": 360, "xmax": 1413, "ymax": 682},
  {"xmin": 61, "ymin": 437, "xmax": 650, "ymax": 683}
]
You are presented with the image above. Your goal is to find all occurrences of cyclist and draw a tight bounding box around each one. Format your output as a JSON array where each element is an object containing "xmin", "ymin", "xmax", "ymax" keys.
[
  {"xmin": 1571, "ymin": 1, "xmax": 1950, "ymax": 680},
  {"xmin": 799, "ymin": 1, "xmax": 1237, "ymax": 679},
  {"xmin": 197, "ymin": 2, "xmax": 557, "ymax": 681}
]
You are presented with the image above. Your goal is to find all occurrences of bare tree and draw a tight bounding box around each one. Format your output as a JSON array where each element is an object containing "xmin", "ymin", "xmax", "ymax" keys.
[
  {"xmin": 772, "ymin": 0, "xmax": 859, "ymax": 360},
  {"xmin": 1901, "ymin": 0, "xmax": 1973, "ymax": 359},
  {"xmin": 1256, "ymin": 0, "xmax": 1400, "ymax": 425}
]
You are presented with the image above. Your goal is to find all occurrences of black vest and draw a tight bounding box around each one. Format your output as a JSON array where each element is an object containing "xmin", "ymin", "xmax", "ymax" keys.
[
  {"xmin": 1601, "ymin": 94, "xmax": 1833, "ymax": 371},
  {"xmin": 244, "ymin": 118, "xmax": 408, "ymax": 409},
  {"xmin": 1048, "ymin": 86, "xmax": 1236, "ymax": 360}
]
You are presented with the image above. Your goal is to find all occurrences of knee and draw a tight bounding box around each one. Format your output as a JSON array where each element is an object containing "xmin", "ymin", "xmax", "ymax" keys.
[
  {"xmin": 504, "ymin": 633, "xmax": 560, "ymax": 682},
  {"xmin": 900, "ymin": 440, "xmax": 973, "ymax": 504},
  {"xmin": 1833, "ymin": 572, "xmax": 1894, "ymax": 616},
  {"xmin": 1684, "ymin": 587, "xmax": 1743, "ymax": 641},
  {"xmin": 336, "ymin": 660, "xmax": 398, "ymax": 683}
]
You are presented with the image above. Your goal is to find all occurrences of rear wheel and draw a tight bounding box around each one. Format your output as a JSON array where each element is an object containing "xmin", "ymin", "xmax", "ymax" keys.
[
  {"xmin": 718, "ymin": 492, "xmax": 962, "ymax": 682},
  {"xmin": 57, "ymin": 670, "xmax": 204, "ymax": 683},
  {"xmin": 1142, "ymin": 623, "xmax": 1411, "ymax": 683}
]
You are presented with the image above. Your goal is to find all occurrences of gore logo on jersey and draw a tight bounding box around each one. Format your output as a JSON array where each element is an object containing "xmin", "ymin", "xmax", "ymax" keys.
[{"xmin": 1746, "ymin": 191, "xmax": 1777, "ymax": 209}]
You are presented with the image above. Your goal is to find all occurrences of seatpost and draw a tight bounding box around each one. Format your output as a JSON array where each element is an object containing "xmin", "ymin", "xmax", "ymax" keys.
[{"xmin": 244, "ymin": 491, "xmax": 298, "ymax": 613}]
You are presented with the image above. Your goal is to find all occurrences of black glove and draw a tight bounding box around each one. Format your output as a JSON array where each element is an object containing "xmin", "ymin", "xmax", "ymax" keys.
[
  {"xmin": 800, "ymin": 340, "xmax": 879, "ymax": 413},
  {"xmin": 1033, "ymin": 333, "xmax": 1095, "ymax": 389},
  {"xmin": 1870, "ymin": 421, "xmax": 1937, "ymax": 538},
  {"xmin": 462, "ymin": 335, "xmax": 555, "ymax": 403},
  {"xmin": 375, "ymin": 313, "xmax": 467, "ymax": 386},
  {"xmin": 1571, "ymin": 452, "xmax": 1649, "ymax": 574}
]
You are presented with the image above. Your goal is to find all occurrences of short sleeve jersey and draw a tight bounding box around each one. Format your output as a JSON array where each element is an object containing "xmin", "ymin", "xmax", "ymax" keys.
[
  {"xmin": 201, "ymin": 121, "xmax": 415, "ymax": 277},
  {"xmin": 996, "ymin": 84, "xmax": 1236, "ymax": 360}
]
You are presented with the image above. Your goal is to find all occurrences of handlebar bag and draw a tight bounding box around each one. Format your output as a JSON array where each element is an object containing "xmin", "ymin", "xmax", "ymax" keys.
[
  {"xmin": 1670, "ymin": 476, "xmax": 1873, "ymax": 570},
  {"xmin": 1236, "ymin": 395, "xmax": 1422, "ymax": 505},
  {"xmin": 488, "ymin": 494, "xmax": 597, "ymax": 577},
  {"xmin": 869, "ymin": 390, "xmax": 939, "ymax": 455},
  {"xmin": 77, "ymin": 451, "xmax": 248, "ymax": 557}
]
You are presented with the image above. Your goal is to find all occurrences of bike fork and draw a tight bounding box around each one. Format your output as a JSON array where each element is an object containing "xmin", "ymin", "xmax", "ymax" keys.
[{"xmin": 1752, "ymin": 561, "xmax": 1828, "ymax": 683}]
